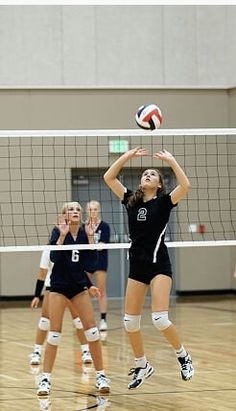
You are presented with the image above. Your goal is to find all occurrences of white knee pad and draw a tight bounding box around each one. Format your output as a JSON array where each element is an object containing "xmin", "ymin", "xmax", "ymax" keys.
[
  {"xmin": 124, "ymin": 314, "xmax": 141, "ymax": 332},
  {"xmin": 152, "ymin": 311, "xmax": 172, "ymax": 331},
  {"xmin": 73, "ymin": 317, "xmax": 83, "ymax": 329},
  {"xmin": 84, "ymin": 327, "xmax": 100, "ymax": 342},
  {"xmin": 38, "ymin": 316, "xmax": 50, "ymax": 331},
  {"xmin": 47, "ymin": 331, "xmax": 62, "ymax": 346}
]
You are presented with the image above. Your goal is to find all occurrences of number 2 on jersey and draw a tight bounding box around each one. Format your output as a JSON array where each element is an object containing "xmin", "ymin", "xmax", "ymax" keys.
[{"xmin": 137, "ymin": 207, "xmax": 147, "ymax": 221}]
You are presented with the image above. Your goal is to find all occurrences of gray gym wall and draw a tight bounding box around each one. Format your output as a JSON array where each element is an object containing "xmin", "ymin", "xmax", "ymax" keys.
[{"xmin": 0, "ymin": 5, "xmax": 235, "ymax": 297}]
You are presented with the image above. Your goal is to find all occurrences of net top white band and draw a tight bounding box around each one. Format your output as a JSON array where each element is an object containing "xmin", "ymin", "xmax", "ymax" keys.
[
  {"xmin": 0, "ymin": 240, "xmax": 235, "ymax": 253},
  {"xmin": 0, "ymin": 128, "xmax": 236, "ymax": 137}
]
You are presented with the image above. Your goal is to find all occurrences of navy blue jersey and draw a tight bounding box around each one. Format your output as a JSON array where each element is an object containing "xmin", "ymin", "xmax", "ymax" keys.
[
  {"xmin": 122, "ymin": 189, "xmax": 177, "ymax": 264},
  {"xmin": 49, "ymin": 226, "xmax": 96, "ymax": 289},
  {"xmin": 85, "ymin": 221, "xmax": 110, "ymax": 272}
]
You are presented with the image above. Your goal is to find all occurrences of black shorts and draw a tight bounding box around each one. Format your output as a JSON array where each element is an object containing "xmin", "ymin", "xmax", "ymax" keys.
[
  {"xmin": 50, "ymin": 284, "xmax": 89, "ymax": 300},
  {"xmin": 129, "ymin": 260, "xmax": 172, "ymax": 285},
  {"xmin": 86, "ymin": 253, "xmax": 108, "ymax": 273},
  {"xmin": 87, "ymin": 264, "xmax": 108, "ymax": 274}
]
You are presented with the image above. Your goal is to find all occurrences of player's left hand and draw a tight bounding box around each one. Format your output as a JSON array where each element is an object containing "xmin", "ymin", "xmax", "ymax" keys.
[{"xmin": 153, "ymin": 149, "xmax": 175, "ymax": 163}]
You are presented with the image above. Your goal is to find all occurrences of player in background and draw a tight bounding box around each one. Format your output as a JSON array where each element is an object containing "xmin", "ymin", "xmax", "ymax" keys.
[
  {"xmin": 104, "ymin": 147, "xmax": 194, "ymax": 389},
  {"xmin": 37, "ymin": 202, "xmax": 110, "ymax": 396},
  {"xmin": 30, "ymin": 249, "xmax": 92, "ymax": 367},
  {"xmin": 85, "ymin": 200, "xmax": 110, "ymax": 332}
]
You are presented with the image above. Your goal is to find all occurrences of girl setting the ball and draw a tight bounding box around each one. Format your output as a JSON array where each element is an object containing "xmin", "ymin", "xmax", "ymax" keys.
[{"xmin": 104, "ymin": 147, "xmax": 194, "ymax": 389}]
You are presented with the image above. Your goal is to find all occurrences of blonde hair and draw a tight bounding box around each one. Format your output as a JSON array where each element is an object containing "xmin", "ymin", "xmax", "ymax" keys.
[
  {"xmin": 86, "ymin": 200, "xmax": 101, "ymax": 215},
  {"xmin": 61, "ymin": 201, "xmax": 83, "ymax": 214}
]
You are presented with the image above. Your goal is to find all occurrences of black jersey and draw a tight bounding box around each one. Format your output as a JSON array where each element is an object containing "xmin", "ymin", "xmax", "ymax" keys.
[
  {"xmin": 84, "ymin": 221, "xmax": 110, "ymax": 273},
  {"xmin": 122, "ymin": 189, "xmax": 177, "ymax": 264},
  {"xmin": 94, "ymin": 221, "xmax": 110, "ymax": 271},
  {"xmin": 49, "ymin": 226, "xmax": 95, "ymax": 289}
]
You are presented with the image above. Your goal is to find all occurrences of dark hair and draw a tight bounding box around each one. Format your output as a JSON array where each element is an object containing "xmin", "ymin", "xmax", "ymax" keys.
[{"xmin": 127, "ymin": 169, "xmax": 165, "ymax": 208}]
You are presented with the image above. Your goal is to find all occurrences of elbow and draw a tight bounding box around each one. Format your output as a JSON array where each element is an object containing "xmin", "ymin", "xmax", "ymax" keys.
[
  {"xmin": 103, "ymin": 172, "xmax": 108, "ymax": 183},
  {"xmin": 103, "ymin": 171, "xmax": 111, "ymax": 185},
  {"xmin": 185, "ymin": 180, "xmax": 191, "ymax": 193}
]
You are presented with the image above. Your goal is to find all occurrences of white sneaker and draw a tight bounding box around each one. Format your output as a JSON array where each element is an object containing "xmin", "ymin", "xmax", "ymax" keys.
[
  {"xmin": 82, "ymin": 350, "xmax": 93, "ymax": 364},
  {"xmin": 99, "ymin": 319, "xmax": 108, "ymax": 332},
  {"xmin": 37, "ymin": 376, "xmax": 51, "ymax": 396},
  {"xmin": 96, "ymin": 374, "xmax": 110, "ymax": 393},
  {"xmin": 128, "ymin": 361, "xmax": 155, "ymax": 389},
  {"xmin": 178, "ymin": 353, "xmax": 194, "ymax": 381},
  {"xmin": 30, "ymin": 351, "xmax": 41, "ymax": 365}
]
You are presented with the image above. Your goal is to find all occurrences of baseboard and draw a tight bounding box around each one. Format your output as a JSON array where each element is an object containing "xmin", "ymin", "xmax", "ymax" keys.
[{"xmin": 176, "ymin": 289, "xmax": 236, "ymax": 297}]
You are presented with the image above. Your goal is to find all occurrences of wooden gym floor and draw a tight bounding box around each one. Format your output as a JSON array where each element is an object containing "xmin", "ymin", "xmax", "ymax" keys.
[{"xmin": 0, "ymin": 295, "xmax": 236, "ymax": 411}]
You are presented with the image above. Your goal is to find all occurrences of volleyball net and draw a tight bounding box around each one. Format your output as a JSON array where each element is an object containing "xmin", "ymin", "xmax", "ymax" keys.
[{"xmin": 0, "ymin": 128, "xmax": 235, "ymax": 252}]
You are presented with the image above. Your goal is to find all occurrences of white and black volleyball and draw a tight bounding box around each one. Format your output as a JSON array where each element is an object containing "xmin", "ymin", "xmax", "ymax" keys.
[{"xmin": 135, "ymin": 104, "xmax": 163, "ymax": 130}]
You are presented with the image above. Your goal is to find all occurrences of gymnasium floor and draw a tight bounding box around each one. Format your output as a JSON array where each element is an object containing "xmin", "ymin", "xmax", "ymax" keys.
[{"xmin": 1, "ymin": 295, "xmax": 236, "ymax": 411}]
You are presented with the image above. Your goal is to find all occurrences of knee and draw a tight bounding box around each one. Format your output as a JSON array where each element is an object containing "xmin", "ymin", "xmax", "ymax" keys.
[
  {"xmin": 38, "ymin": 316, "xmax": 50, "ymax": 331},
  {"xmin": 47, "ymin": 331, "xmax": 62, "ymax": 346},
  {"xmin": 152, "ymin": 311, "xmax": 172, "ymax": 331},
  {"xmin": 84, "ymin": 327, "xmax": 100, "ymax": 342},
  {"xmin": 72, "ymin": 317, "xmax": 83, "ymax": 329},
  {"xmin": 124, "ymin": 314, "xmax": 141, "ymax": 333}
]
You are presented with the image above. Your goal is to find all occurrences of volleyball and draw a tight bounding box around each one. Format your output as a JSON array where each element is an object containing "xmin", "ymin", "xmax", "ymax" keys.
[{"xmin": 135, "ymin": 104, "xmax": 163, "ymax": 130}]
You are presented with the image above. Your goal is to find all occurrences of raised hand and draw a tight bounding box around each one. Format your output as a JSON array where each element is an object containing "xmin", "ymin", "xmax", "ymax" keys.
[
  {"xmin": 84, "ymin": 221, "xmax": 96, "ymax": 243},
  {"xmin": 153, "ymin": 149, "xmax": 175, "ymax": 164},
  {"xmin": 126, "ymin": 147, "xmax": 149, "ymax": 159},
  {"xmin": 56, "ymin": 214, "xmax": 70, "ymax": 237}
]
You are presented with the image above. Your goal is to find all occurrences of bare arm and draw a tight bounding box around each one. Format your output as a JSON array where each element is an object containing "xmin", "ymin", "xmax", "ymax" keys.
[
  {"xmin": 104, "ymin": 147, "xmax": 149, "ymax": 199},
  {"xmin": 153, "ymin": 149, "xmax": 191, "ymax": 204}
]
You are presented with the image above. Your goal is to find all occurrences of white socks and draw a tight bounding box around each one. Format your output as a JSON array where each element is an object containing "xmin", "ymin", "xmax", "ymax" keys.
[
  {"xmin": 96, "ymin": 370, "xmax": 105, "ymax": 376},
  {"xmin": 135, "ymin": 356, "xmax": 147, "ymax": 369},
  {"xmin": 34, "ymin": 344, "xmax": 42, "ymax": 354},
  {"xmin": 175, "ymin": 345, "xmax": 187, "ymax": 358},
  {"xmin": 81, "ymin": 343, "xmax": 89, "ymax": 353}
]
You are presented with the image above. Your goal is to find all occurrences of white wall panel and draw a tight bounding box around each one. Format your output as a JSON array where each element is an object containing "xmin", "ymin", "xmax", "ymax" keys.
[
  {"xmin": 0, "ymin": 6, "xmax": 235, "ymax": 87},
  {"xmin": 0, "ymin": 6, "xmax": 63, "ymax": 86},
  {"xmin": 95, "ymin": 6, "xmax": 164, "ymax": 86},
  {"xmin": 163, "ymin": 6, "xmax": 198, "ymax": 85},
  {"xmin": 196, "ymin": 6, "xmax": 227, "ymax": 86},
  {"xmin": 225, "ymin": 7, "xmax": 236, "ymax": 87},
  {"xmin": 62, "ymin": 7, "xmax": 97, "ymax": 85}
]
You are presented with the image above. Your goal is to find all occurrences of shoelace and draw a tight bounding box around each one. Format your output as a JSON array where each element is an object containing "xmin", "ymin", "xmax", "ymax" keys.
[
  {"xmin": 128, "ymin": 367, "xmax": 141, "ymax": 377},
  {"xmin": 97, "ymin": 375, "xmax": 110, "ymax": 384},
  {"xmin": 31, "ymin": 352, "xmax": 40, "ymax": 358},
  {"xmin": 180, "ymin": 357, "xmax": 191, "ymax": 370},
  {"xmin": 39, "ymin": 378, "xmax": 50, "ymax": 388}
]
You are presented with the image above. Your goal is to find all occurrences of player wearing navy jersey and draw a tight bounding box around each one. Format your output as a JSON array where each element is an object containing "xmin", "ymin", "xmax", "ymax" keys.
[
  {"xmin": 85, "ymin": 200, "xmax": 110, "ymax": 332},
  {"xmin": 37, "ymin": 202, "xmax": 110, "ymax": 396},
  {"xmin": 104, "ymin": 148, "xmax": 194, "ymax": 389},
  {"xmin": 29, "ymin": 249, "xmax": 93, "ymax": 367}
]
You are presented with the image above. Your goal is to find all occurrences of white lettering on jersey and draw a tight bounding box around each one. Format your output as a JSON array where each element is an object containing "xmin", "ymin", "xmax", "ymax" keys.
[
  {"xmin": 137, "ymin": 207, "xmax": 147, "ymax": 221},
  {"xmin": 72, "ymin": 249, "xmax": 80, "ymax": 262}
]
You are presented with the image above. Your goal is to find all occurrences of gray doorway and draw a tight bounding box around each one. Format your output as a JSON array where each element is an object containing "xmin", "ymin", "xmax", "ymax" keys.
[{"xmin": 72, "ymin": 167, "xmax": 176, "ymax": 298}]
